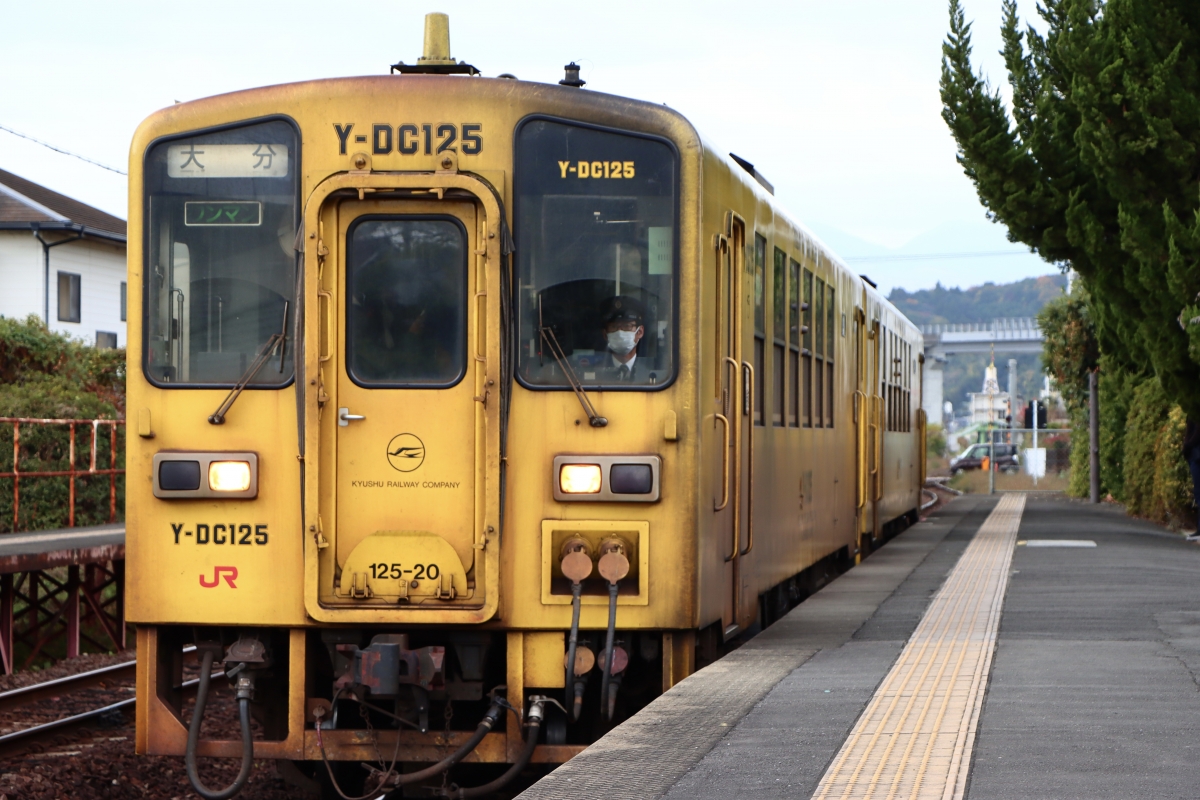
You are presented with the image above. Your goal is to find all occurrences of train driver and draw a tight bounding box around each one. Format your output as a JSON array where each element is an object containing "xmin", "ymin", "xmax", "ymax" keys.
[{"xmin": 593, "ymin": 295, "xmax": 646, "ymax": 382}]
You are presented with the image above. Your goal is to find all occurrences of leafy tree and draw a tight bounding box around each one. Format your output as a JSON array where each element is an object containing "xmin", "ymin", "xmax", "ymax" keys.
[
  {"xmin": 940, "ymin": 0, "xmax": 1200, "ymax": 418},
  {"xmin": 1036, "ymin": 285, "xmax": 1100, "ymax": 412}
]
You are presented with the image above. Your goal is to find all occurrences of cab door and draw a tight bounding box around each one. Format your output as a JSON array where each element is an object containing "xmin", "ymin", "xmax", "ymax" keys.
[{"xmin": 320, "ymin": 197, "xmax": 486, "ymax": 611}]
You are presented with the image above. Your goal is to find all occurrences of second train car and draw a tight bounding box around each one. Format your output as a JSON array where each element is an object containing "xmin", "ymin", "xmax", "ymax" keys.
[{"xmin": 126, "ymin": 15, "xmax": 926, "ymax": 798}]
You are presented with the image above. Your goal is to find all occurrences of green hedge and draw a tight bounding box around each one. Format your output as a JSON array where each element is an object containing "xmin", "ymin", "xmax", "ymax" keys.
[{"xmin": 0, "ymin": 316, "xmax": 125, "ymax": 533}]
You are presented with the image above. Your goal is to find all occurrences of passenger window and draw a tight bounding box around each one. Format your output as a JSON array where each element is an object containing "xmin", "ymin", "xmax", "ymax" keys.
[
  {"xmin": 345, "ymin": 217, "xmax": 467, "ymax": 387},
  {"xmin": 802, "ymin": 268, "xmax": 813, "ymax": 428},
  {"xmin": 772, "ymin": 247, "xmax": 786, "ymax": 427}
]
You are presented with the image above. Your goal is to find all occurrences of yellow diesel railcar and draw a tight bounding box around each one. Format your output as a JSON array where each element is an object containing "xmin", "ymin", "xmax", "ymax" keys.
[{"xmin": 126, "ymin": 15, "xmax": 925, "ymax": 798}]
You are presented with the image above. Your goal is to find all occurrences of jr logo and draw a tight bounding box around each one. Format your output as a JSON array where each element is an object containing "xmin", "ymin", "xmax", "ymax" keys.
[{"xmin": 199, "ymin": 566, "xmax": 239, "ymax": 588}]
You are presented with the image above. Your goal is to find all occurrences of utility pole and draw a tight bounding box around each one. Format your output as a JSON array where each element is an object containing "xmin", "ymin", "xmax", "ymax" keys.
[{"xmin": 1089, "ymin": 370, "xmax": 1100, "ymax": 503}]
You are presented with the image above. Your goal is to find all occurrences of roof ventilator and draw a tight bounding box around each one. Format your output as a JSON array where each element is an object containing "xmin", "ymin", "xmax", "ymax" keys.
[
  {"xmin": 729, "ymin": 153, "xmax": 775, "ymax": 195},
  {"xmin": 560, "ymin": 62, "xmax": 586, "ymax": 88}
]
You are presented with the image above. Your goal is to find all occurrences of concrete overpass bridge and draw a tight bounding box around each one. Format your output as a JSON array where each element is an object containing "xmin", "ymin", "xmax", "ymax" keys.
[{"xmin": 920, "ymin": 317, "xmax": 1044, "ymax": 424}]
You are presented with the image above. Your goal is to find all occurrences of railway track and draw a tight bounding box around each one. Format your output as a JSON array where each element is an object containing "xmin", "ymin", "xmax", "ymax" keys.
[{"xmin": 0, "ymin": 652, "xmax": 220, "ymax": 759}]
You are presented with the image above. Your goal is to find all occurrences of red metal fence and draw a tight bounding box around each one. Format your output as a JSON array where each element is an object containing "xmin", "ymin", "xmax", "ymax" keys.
[{"xmin": 0, "ymin": 417, "xmax": 124, "ymax": 531}]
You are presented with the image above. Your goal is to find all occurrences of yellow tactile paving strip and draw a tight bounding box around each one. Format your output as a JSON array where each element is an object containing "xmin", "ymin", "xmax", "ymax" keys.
[{"xmin": 812, "ymin": 493, "xmax": 1026, "ymax": 800}]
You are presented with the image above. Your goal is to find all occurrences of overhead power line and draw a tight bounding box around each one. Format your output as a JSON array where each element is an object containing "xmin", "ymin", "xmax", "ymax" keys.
[
  {"xmin": 844, "ymin": 250, "xmax": 1031, "ymax": 262},
  {"xmin": 0, "ymin": 124, "xmax": 127, "ymax": 176}
]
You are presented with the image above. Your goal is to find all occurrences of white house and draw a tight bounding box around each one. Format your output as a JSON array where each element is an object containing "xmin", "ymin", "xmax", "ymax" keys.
[{"xmin": 0, "ymin": 168, "xmax": 126, "ymax": 347}]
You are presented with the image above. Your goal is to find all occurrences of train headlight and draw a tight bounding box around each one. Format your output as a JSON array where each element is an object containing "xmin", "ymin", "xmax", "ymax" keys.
[
  {"xmin": 552, "ymin": 455, "xmax": 661, "ymax": 502},
  {"xmin": 209, "ymin": 461, "xmax": 252, "ymax": 492},
  {"xmin": 559, "ymin": 464, "xmax": 603, "ymax": 494},
  {"xmin": 152, "ymin": 452, "xmax": 258, "ymax": 499}
]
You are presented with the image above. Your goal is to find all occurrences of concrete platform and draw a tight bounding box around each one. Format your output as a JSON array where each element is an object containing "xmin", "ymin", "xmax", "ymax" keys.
[
  {"xmin": 0, "ymin": 523, "xmax": 124, "ymax": 572},
  {"xmin": 519, "ymin": 494, "xmax": 1200, "ymax": 799}
]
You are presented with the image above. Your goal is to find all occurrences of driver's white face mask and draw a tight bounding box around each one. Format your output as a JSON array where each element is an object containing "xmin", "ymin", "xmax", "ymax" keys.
[{"xmin": 606, "ymin": 329, "xmax": 638, "ymax": 356}]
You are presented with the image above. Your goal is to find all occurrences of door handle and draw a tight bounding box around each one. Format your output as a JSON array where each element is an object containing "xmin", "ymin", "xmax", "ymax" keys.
[
  {"xmin": 741, "ymin": 361, "xmax": 754, "ymax": 557},
  {"xmin": 714, "ymin": 413, "xmax": 730, "ymax": 512},
  {"xmin": 338, "ymin": 408, "xmax": 365, "ymax": 427},
  {"xmin": 318, "ymin": 290, "xmax": 333, "ymax": 363}
]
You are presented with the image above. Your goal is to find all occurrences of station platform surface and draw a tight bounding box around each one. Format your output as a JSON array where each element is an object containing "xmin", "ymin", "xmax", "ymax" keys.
[
  {"xmin": 0, "ymin": 523, "xmax": 124, "ymax": 572},
  {"xmin": 519, "ymin": 494, "xmax": 1200, "ymax": 800}
]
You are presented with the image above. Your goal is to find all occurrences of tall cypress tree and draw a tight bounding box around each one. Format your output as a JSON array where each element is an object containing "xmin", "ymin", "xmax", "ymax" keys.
[{"xmin": 940, "ymin": 0, "xmax": 1200, "ymax": 416}]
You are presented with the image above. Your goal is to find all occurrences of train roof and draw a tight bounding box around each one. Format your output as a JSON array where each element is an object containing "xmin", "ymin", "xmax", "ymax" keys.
[{"xmin": 137, "ymin": 72, "xmax": 918, "ymax": 339}]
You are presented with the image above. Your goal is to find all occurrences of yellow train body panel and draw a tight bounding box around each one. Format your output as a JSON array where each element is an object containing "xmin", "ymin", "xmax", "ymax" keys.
[{"xmin": 126, "ymin": 66, "xmax": 924, "ymax": 772}]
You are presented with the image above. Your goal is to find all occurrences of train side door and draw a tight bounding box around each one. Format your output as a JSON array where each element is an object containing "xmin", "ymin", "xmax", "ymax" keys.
[
  {"xmin": 713, "ymin": 216, "xmax": 752, "ymax": 638},
  {"xmin": 853, "ymin": 304, "xmax": 878, "ymax": 553}
]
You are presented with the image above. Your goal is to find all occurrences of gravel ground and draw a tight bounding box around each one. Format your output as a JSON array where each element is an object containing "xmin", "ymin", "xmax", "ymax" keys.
[{"xmin": 0, "ymin": 653, "xmax": 295, "ymax": 800}]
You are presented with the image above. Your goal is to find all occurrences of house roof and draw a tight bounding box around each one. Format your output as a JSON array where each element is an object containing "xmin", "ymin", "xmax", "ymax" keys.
[{"xmin": 0, "ymin": 167, "xmax": 125, "ymax": 243}]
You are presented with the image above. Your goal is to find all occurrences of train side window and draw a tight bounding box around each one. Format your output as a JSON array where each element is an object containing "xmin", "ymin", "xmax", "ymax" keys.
[
  {"xmin": 788, "ymin": 258, "xmax": 800, "ymax": 428},
  {"xmin": 826, "ymin": 284, "xmax": 835, "ymax": 427},
  {"xmin": 802, "ymin": 268, "xmax": 813, "ymax": 428},
  {"xmin": 814, "ymin": 277, "xmax": 825, "ymax": 428},
  {"xmin": 345, "ymin": 217, "xmax": 467, "ymax": 387},
  {"xmin": 884, "ymin": 329, "xmax": 890, "ymax": 432},
  {"xmin": 753, "ymin": 234, "xmax": 766, "ymax": 426},
  {"xmin": 772, "ymin": 247, "xmax": 786, "ymax": 427}
]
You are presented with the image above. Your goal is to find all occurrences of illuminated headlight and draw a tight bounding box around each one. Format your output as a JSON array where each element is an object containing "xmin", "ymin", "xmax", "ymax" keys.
[
  {"xmin": 209, "ymin": 461, "xmax": 252, "ymax": 492},
  {"xmin": 559, "ymin": 464, "xmax": 603, "ymax": 494},
  {"xmin": 552, "ymin": 455, "xmax": 662, "ymax": 502}
]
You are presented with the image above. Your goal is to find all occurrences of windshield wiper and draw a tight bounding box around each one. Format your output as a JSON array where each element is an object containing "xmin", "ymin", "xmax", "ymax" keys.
[
  {"xmin": 208, "ymin": 302, "xmax": 288, "ymax": 425},
  {"xmin": 538, "ymin": 300, "xmax": 607, "ymax": 428}
]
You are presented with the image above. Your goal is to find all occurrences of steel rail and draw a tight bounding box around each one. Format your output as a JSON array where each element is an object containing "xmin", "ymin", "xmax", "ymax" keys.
[
  {"xmin": 0, "ymin": 660, "xmax": 135, "ymax": 714},
  {"xmin": 0, "ymin": 672, "xmax": 221, "ymax": 760}
]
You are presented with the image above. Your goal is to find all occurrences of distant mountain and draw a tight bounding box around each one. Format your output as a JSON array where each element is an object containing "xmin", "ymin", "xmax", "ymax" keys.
[
  {"xmin": 886, "ymin": 274, "xmax": 1067, "ymax": 326},
  {"xmin": 801, "ymin": 216, "xmax": 1059, "ymax": 294}
]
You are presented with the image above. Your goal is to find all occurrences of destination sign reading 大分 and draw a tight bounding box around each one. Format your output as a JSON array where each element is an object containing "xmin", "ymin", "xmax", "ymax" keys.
[
  {"xmin": 167, "ymin": 143, "xmax": 289, "ymax": 178},
  {"xmin": 184, "ymin": 201, "xmax": 262, "ymax": 227}
]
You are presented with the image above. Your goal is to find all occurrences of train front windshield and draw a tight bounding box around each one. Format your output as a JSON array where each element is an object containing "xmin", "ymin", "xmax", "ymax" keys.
[
  {"xmin": 515, "ymin": 119, "xmax": 677, "ymax": 388},
  {"xmin": 142, "ymin": 119, "xmax": 299, "ymax": 387}
]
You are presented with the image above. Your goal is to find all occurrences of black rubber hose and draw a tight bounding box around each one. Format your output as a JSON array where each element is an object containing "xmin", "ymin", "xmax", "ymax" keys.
[
  {"xmin": 600, "ymin": 581, "xmax": 618, "ymax": 720},
  {"xmin": 393, "ymin": 701, "xmax": 505, "ymax": 785},
  {"xmin": 565, "ymin": 581, "xmax": 583, "ymax": 718},
  {"xmin": 319, "ymin": 698, "xmax": 506, "ymax": 799},
  {"xmin": 442, "ymin": 718, "xmax": 541, "ymax": 799},
  {"xmin": 185, "ymin": 650, "xmax": 254, "ymax": 800}
]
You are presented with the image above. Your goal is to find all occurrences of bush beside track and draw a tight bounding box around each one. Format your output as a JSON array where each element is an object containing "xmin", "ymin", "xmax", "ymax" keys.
[{"xmin": 0, "ymin": 316, "xmax": 125, "ymax": 533}]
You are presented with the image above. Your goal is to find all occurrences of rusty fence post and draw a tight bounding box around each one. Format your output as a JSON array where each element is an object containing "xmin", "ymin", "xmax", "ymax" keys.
[
  {"xmin": 11, "ymin": 422, "xmax": 18, "ymax": 532},
  {"xmin": 68, "ymin": 422, "xmax": 76, "ymax": 528}
]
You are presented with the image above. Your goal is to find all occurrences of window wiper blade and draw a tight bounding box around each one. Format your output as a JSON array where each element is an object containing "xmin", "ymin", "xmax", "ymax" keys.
[
  {"xmin": 539, "ymin": 325, "xmax": 607, "ymax": 428},
  {"xmin": 208, "ymin": 302, "xmax": 288, "ymax": 425}
]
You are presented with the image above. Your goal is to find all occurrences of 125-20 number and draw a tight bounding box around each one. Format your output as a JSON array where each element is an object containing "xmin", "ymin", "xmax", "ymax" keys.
[{"xmin": 368, "ymin": 562, "xmax": 440, "ymax": 580}]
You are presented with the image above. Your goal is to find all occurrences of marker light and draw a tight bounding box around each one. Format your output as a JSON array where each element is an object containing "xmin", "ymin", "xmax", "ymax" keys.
[
  {"xmin": 559, "ymin": 464, "xmax": 602, "ymax": 494},
  {"xmin": 209, "ymin": 461, "xmax": 252, "ymax": 492}
]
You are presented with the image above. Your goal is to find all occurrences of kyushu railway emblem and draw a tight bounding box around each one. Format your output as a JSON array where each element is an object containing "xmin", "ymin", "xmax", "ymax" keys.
[{"xmin": 386, "ymin": 433, "xmax": 426, "ymax": 472}]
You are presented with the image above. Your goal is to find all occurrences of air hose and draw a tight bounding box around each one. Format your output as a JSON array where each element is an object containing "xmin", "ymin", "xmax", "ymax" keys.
[
  {"xmin": 600, "ymin": 581, "xmax": 619, "ymax": 720},
  {"xmin": 596, "ymin": 540, "xmax": 630, "ymax": 721},
  {"xmin": 559, "ymin": 541, "xmax": 593, "ymax": 721},
  {"xmin": 565, "ymin": 581, "xmax": 583, "ymax": 718},
  {"xmin": 317, "ymin": 695, "xmax": 509, "ymax": 800},
  {"xmin": 185, "ymin": 650, "xmax": 254, "ymax": 800},
  {"xmin": 438, "ymin": 698, "xmax": 547, "ymax": 799}
]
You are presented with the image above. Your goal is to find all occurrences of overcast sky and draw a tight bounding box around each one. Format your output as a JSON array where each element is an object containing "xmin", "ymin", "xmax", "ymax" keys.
[{"xmin": 0, "ymin": 0, "xmax": 1060, "ymax": 295}]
